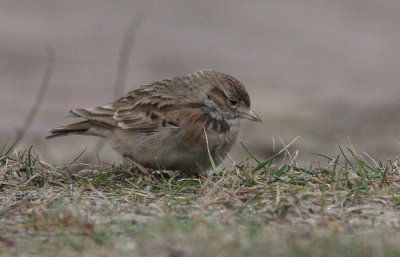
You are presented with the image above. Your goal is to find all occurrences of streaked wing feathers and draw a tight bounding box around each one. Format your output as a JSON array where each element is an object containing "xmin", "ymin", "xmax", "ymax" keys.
[
  {"xmin": 69, "ymin": 71, "xmax": 219, "ymax": 133},
  {"xmin": 72, "ymin": 94, "xmax": 189, "ymax": 133}
]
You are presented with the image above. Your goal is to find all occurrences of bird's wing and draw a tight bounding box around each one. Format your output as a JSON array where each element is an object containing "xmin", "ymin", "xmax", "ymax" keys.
[{"xmin": 70, "ymin": 80, "xmax": 202, "ymax": 133}]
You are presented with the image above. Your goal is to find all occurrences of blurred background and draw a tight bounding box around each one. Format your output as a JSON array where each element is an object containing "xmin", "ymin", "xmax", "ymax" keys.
[{"xmin": 1, "ymin": 0, "xmax": 399, "ymax": 165}]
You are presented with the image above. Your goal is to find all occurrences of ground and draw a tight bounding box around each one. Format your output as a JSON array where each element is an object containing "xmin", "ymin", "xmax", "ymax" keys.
[{"xmin": 1, "ymin": 141, "xmax": 400, "ymax": 257}]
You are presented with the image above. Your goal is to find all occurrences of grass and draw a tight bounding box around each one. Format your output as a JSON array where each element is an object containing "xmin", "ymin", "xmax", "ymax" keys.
[{"xmin": 0, "ymin": 140, "xmax": 400, "ymax": 256}]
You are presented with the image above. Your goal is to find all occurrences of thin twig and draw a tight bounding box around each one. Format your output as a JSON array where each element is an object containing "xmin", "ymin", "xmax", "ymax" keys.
[
  {"xmin": 113, "ymin": 14, "xmax": 143, "ymax": 99},
  {"xmin": 92, "ymin": 14, "xmax": 143, "ymax": 160},
  {"xmin": 16, "ymin": 47, "xmax": 54, "ymax": 141}
]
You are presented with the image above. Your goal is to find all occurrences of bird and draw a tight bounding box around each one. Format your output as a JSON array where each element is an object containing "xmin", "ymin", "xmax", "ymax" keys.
[{"xmin": 47, "ymin": 70, "xmax": 261, "ymax": 173}]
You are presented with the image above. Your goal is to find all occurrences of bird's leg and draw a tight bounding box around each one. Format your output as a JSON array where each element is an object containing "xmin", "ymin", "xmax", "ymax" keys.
[
  {"xmin": 183, "ymin": 169, "xmax": 199, "ymax": 177},
  {"xmin": 123, "ymin": 155, "xmax": 161, "ymax": 183},
  {"xmin": 183, "ymin": 170, "xmax": 207, "ymax": 179}
]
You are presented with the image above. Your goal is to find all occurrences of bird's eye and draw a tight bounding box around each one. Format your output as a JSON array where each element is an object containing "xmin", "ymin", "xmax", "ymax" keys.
[{"xmin": 228, "ymin": 98, "xmax": 239, "ymax": 107}]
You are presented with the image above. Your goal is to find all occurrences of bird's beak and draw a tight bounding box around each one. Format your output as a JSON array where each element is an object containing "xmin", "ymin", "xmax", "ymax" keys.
[{"xmin": 239, "ymin": 109, "xmax": 262, "ymax": 122}]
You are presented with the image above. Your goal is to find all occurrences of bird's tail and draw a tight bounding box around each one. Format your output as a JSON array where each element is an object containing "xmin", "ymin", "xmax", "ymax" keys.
[{"xmin": 46, "ymin": 121, "xmax": 95, "ymax": 139}]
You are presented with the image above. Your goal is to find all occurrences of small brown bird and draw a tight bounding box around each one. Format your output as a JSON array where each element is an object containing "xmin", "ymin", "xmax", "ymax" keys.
[{"xmin": 47, "ymin": 70, "xmax": 261, "ymax": 172}]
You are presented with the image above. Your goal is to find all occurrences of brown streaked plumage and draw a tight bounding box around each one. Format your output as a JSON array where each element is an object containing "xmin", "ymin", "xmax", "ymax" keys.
[{"xmin": 47, "ymin": 70, "xmax": 261, "ymax": 172}]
